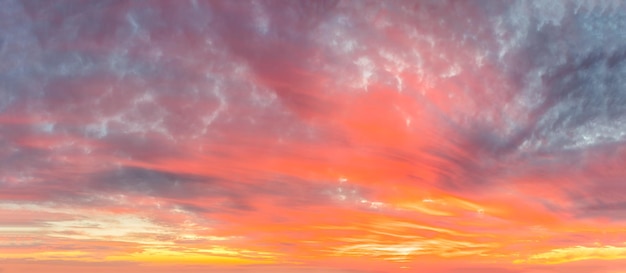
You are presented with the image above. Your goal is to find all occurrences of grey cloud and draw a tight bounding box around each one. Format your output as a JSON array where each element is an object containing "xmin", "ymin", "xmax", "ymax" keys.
[
  {"xmin": 172, "ymin": 202, "xmax": 212, "ymax": 213},
  {"xmin": 86, "ymin": 166, "xmax": 335, "ymax": 212},
  {"xmin": 418, "ymin": 2, "xmax": 626, "ymax": 195},
  {"xmin": 89, "ymin": 166, "xmax": 210, "ymax": 198},
  {"xmin": 496, "ymin": 5, "xmax": 626, "ymax": 155}
]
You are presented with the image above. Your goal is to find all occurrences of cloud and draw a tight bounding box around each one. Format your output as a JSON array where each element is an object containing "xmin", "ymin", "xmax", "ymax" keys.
[
  {"xmin": 2, "ymin": 0, "xmax": 626, "ymax": 272},
  {"xmin": 89, "ymin": 166, "xmax": 210, "ymax": 198},
  {"xmin": 516, "ymin": 245, "xmax": 626, "ymax": 265}
]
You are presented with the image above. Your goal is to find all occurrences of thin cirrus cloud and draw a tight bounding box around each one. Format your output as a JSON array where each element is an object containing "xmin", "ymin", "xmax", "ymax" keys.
[{"xmin": 1, "ymin": 0, "xmax": 626, "ymax": 272}]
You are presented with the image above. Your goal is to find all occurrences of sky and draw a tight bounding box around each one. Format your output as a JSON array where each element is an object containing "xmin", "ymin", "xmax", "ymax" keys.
[{"xmin": 1, "ymin": 0, "xmax": 626, "ymax": 272}]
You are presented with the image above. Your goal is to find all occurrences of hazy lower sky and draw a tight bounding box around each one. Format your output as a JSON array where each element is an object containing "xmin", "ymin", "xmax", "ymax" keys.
[{"xmin": 2, "ymin": 1, "xmax": 626, "ymax": 272}]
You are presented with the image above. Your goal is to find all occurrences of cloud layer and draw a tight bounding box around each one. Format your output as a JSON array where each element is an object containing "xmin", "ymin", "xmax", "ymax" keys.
[{"xmin": 2, "ymin": 0, "xmax": 626, "ymax": 272}]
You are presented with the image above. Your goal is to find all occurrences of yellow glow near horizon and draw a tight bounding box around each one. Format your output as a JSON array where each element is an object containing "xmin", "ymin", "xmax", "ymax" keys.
[{"xmin": 515, "ymin": 245, "xmax": 626, "ymax": 264}]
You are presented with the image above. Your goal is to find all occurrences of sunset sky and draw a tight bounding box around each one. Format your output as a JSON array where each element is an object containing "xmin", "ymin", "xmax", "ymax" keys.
[{"xmin": 2, "ymin": 1, "xmax": 626, "ymax": 272}]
